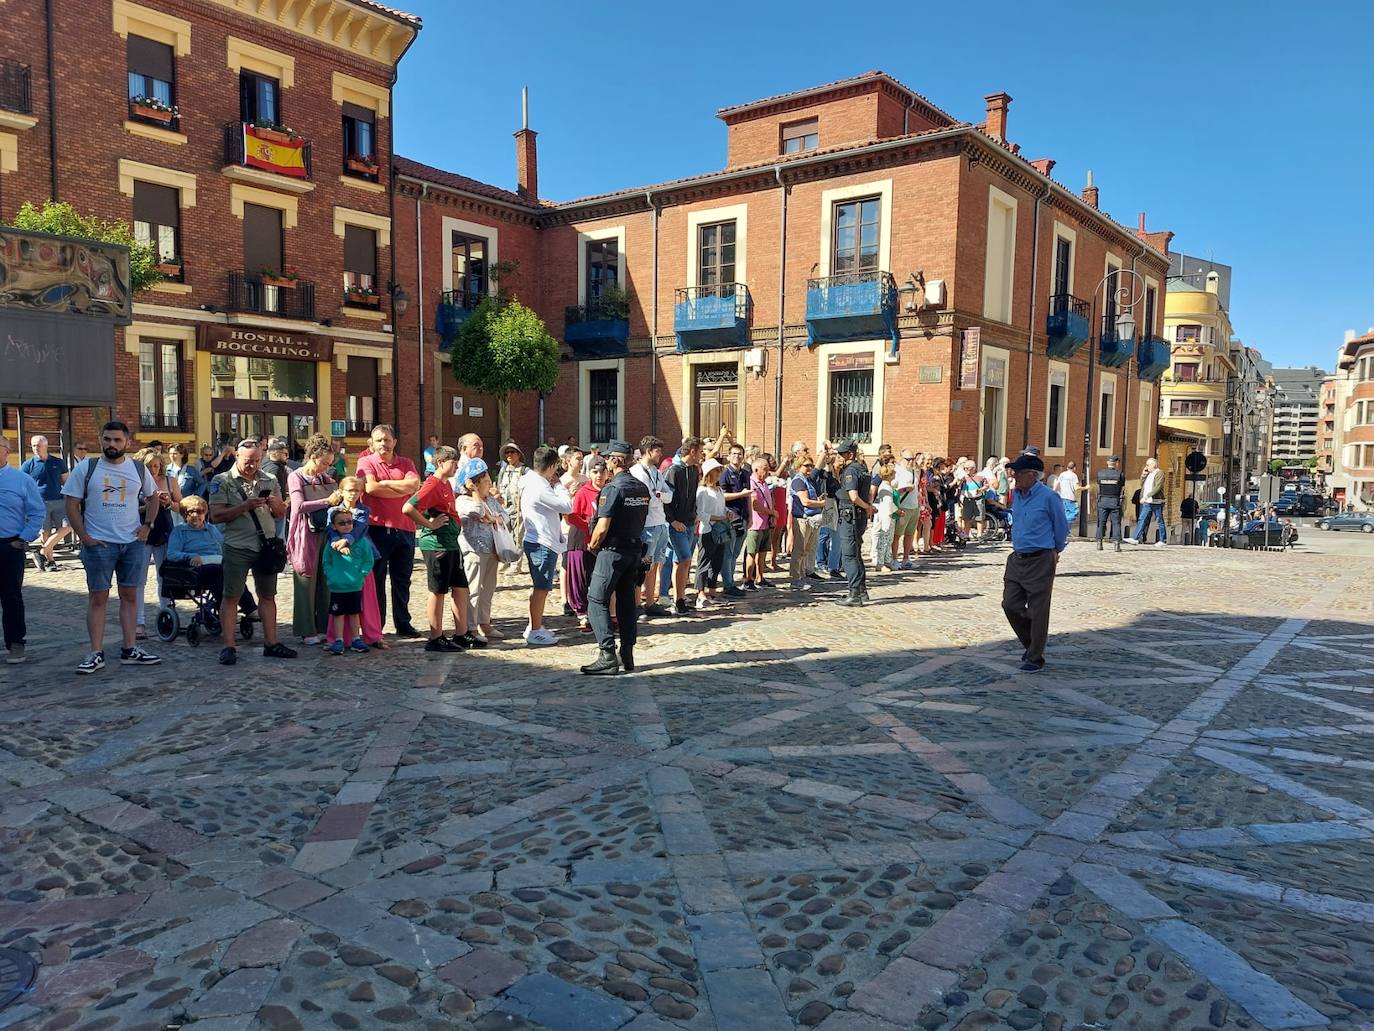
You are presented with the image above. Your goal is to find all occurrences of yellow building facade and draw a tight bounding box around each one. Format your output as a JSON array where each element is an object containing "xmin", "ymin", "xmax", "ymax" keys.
[{"xmin": 1159, "ymin": 275, "xmax": 1236, "ymax": 477}]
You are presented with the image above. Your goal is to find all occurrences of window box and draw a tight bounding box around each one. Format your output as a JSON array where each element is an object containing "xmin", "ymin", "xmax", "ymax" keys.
[
  {"xmin": 345, "ymin": 155, "xmax": 379, "ymax": 177},
  {"xmin": 130, "ymin": 100, "xmax": 176, "ymax": 125},
  {"xmin": 345, "ymin": 288, "xmax": 380, "ymax": 308},
  {"xmin": 252, "ymin": 123, "xmax": 297, "ymax": 145},
  {"xmin": 155, "ymin": 260, "xmax": 183, "ymax": 280},
  {"xmin": 259, "ymin": 268, "xmax": 299, "ymax": 290}
]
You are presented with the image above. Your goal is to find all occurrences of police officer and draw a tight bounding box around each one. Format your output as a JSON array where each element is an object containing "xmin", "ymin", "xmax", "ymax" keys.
[
  {"xmin": 834, "ymin": 438, "xmax": 876, "ymax": 607},
  {"xmin": 1095, "ymin": 454, "xmax": 1124, "ymax": 551},
  {"xmin": 581, "ymin": 441, "xmax": 651, "ymax": 676}
]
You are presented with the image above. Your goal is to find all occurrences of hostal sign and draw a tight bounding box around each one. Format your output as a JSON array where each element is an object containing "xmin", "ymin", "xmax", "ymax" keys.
[{"xmin": 198, "ymin": 325, "xmax": 331, "ymax": 362}]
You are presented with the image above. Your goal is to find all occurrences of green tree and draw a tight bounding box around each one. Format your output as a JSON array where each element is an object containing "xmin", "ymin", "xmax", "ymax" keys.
[
  {"xmin": 1268, "ymin": 459, "xmax": 1285, "ymax": 475},
  {"xmin": 451, "ymin": 295, "xmax": 559, "ymax": 446},
  {"xmin": 8, "ymin": 199, "xmax": 161, "ymax": 293}
]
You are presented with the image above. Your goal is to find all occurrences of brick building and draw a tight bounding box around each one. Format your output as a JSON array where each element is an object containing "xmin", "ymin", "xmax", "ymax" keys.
[
  {"xmin": 394, "ymin": 71, "xmax": 1172, "ymax": 478},
  {"xmin": 0, "ymin": 0, "xmax": 419, "ymax": 459}
]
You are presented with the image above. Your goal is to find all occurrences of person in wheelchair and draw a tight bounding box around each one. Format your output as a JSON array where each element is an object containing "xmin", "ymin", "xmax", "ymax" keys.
[{"xmin": 164, "ymin": 496, "xmax": 225, "ymax": 607}]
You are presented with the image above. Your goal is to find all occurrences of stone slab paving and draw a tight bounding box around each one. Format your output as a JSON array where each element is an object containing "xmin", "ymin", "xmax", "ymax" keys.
[{"xmin": 2, "ymin": 536, "xmax": 1374, "ymax": 1029}]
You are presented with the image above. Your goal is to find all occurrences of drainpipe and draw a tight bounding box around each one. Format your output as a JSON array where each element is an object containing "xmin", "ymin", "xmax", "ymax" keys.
[
  {"xmin": 646, "ymin": 189, "xmax": 659, "ymax": 434},
  {"xmin": 44, "ymin": 0, "xmax": 57, "ymax": 199},
  {"xmin": 1022, "ymin": 178, "xmax": 1052, "ymax": 450},
  {"xmin": 415, "ymin": 182, "xmax": 427, "ymax": 437},
  {"xmin": 773, "ymin": 165, "xmax": 787, "ymax": 457}
]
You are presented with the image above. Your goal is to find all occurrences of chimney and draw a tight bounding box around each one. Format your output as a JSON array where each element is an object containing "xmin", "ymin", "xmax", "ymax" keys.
[
  {"xmin": 1135, "ymin": 211, "xmax": 1175, "ymax": 254},
  {"xmin": 1029, "ymin": 157, "xmax": 1055, "ymax": 177},
  {"xmin": 1344, "ymin": 330, "xmax": 1355, "ymax": 343},
  {"xmin": 1082, "ymin": 169, "xmax": 1099, "ymax": 209},
  {"xmin": 514, "ymin": 87, "xmax": 538, "ymax": 202},
  {"xmin": 983, "ymin": 92, "xmax": 1011, "ymax": 143},
  {"xmin": 1205, "ymin": 271, "xmax": 1220, "ymax": 294}
]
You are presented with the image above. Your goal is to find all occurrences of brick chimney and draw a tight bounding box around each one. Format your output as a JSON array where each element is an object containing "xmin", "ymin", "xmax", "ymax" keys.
[
  {"xmin": 1029, "ymin": 158, "xmax": 1055, "ymax": 177},
  {"xmin": 983, "ymin": 92, "xmax": 1011, "ymax": 143},
  {"xmin": 515, "ymin": 87, "xmax": 538, "ymax": 202},
  {"xmin": 1135, "ymin": 211, "xmax": 1175, "ymax": 254},
  {"xmin": 1082, "ymin": 169, "xmax": 1099, "ymax": 209}
]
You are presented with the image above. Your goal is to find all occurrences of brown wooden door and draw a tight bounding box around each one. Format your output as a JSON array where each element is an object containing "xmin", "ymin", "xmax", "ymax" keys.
[{"xmin": 693, "ymin": 364, "xmax": 739, "ymax": 440}]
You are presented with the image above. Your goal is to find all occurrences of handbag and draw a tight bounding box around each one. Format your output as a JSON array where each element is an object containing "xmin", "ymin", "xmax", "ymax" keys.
[
  {"xmin": 490, "ymin": 499, "xmax": 521, "ymax": 564},
  {"xmin": 820, "ymin": 497, "xmax": 838, "ymax": 531}
]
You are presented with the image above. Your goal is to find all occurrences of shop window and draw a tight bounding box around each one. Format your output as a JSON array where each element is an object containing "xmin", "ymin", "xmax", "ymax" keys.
[
  {"xmin": 342, "ymin": 102, "xmax": 377, "ymax": 179},
  {"xmin": 833, "ymin": 197, "xmax": 880, "ymax": 277},
  {"xmin": 127, "ymin": 35, "xmax": 175, "ymax": 124},
  {"xmin": 342, "ymin": 224, "xmax": 377, "ymax": 308},
  {"xmin": 239, "ymin": 70, "xmax": 279, "ymax": 126},
  {"xmin": 588, "ymin": 367, "xmax": 618, "ymax": 445},
  {"xmin": 698, "ymin": 221, "xmax": 736, "ymax": 289},
  {"xmin": 346, "ymin": 357, "xmax": 378, "ymax": 433},
  {"xmin": 139, "ymin": 339, "xmax": 182, "ymax": 430},
  {"xmin": 781, "ymin": 118, "xmax": 818, "ymax": 154},
  {"xmin": 133, "ymin": 181, "xmax": 180, "ymax": 275}
]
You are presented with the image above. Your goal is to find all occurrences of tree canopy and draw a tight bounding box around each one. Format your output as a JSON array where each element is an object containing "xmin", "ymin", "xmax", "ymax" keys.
[
  {"xmin": 8, "ymin": 200, "xmax": 161, "ymax": 293},
  {"xmin": 451, "ymin": 295, "xmax": 560, "ymax": 443}
]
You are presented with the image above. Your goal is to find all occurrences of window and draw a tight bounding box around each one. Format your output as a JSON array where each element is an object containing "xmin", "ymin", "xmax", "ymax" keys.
[
  {"xmin": 127, "ymin": 35, "xmax": 174, "ymax": 115},
  {"xmin": 132, "ymin": 181, "xmax": 179, "ymax": 269},
  {"xmin": 585, "ymin": 237, "xmax": 618, "ymax": 302},
  {"xmin": 345, "ymin": 357, "xmax": 377, "ymax": 433},
  {"xmin": 983, "ymin": 191, "xmax": 1016, "ymax": 323},
  {"xmin": 698, "ymin": 221, "xmax": 736, "ymax": 288},
  {"xmin": 1170, "ymin": 399, "xmax": 1209, "ymax": 417},
  {"xmin": 451, "ymin": 232, "xmax": 487, "ymax": 308},
  {"xmin": 1137, "ymin": 383, "xmax": 1153, "ymax": 455},
  {"xmin": 1047, "ymin": 366, "xmax": 1067, "ymax": 450},
  {"xmin": 832, "ymin": 197, "xmax": 880, "ymax": 277},
  {"xmin": 1103, "ymin": 264, "xmax": 1120, "ymax": 330},
  {"xmin": 781, "ymin": 118, "xmax": 818, "ymax": 154},
  {"xmin": 588, "ymin": 367, "xmax": 618, "ymax": 444},
  {"xmin": 1143, "ymin": 285, "xmax": 1157, "ymax": 339},
  {"xmin": 1173, "ymin": 362, "xmax": 1199, "ymax": 383},
  {"xmin": 1176, "ymin": 324, "xmax": 1202, "ymax": 343},
  {"xmin": 1052, "ymin": 236, "xmax": 1071, "ymax": 299},
  {"xmin": 342, "ymin": 102, "xmax": 375, "ymax": 176},
  {"xmin": 139, "ymin": 339, "xmax": 182, "ymax": 430},
  {"xmin": 828, "ymin": 358, "xmax": 875, "ymax": 444},
  {"xmin": 1098, "ymin": 378, "xmax": 1116, "ymax": 451},
  {"xmin": 242, "ymin": 202, "xmax": 285, "ymax": 312},
  {"xmin": 239, "ymin": 71, "xmax": 279, "ymax": 125},
  {"xmin": 342, "ymin": 224, "xmax": 376, "ymax": 304}
]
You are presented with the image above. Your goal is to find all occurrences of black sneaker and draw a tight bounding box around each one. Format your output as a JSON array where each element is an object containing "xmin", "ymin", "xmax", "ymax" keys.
[
  {"xmin": 643, "ymin": 602, "xmax": 670, "ymax": 619},
  {"xmin": 76, "ymin": 651, "xmax": 105, "ymax": 675},
  {"xmin": 443, "ymin": 634, "xmax": 469, "ymax": 651},
  {"xmin": 423, "ymin": 637, "xmax": 448, "ymax": 653},
  {"xmin": 461, "ymin": 632, "xmax": 487, "ymax": 649},
  {"xmin": 262, "ymin": 642, "xmax": 298, "ymax": 659},
  {"xmin": 673, "ymin": 599, "xmax": 691, "ymax": 616},
  {"xmin": 218, "ymin": 647, "xmax": 237, "ymax": 666},
  {"xmin": 562, "ymin": 603, "xmax": 575, "ymax": 617},
  {"xmin": 394, "ymin": 625, "xmax": 423, "ymax": 639},
  {"xmin": 828, "ymin": 569, "xmax": 845, "ymax": 580},
  {"xmin": 723, "ymin": 587, "xmax": 746, "ymax": 598},
  {"xmin": 119, "ymin": 646, "xmax": 162, "ymax": 666},
  {"xmin": 807, "ymin": 571, "xmax": 827, "ymax": 581},
  {"xmin": 743, "ymin": 582, "xmax": 759, "ymax": 593}
]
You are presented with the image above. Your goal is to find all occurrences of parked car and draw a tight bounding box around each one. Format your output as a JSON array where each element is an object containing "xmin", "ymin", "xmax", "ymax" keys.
[
  {"xmin": 1241, "ymin": 518, "xmax": 1298, "ymax": 545},
  {"xmin": 1273, "ymin": 493, "xmax": 1324, "ymax": 516},
  {"xmin": 1315, "ymin": 512, "xmax": 1374, "ymax": 533}
]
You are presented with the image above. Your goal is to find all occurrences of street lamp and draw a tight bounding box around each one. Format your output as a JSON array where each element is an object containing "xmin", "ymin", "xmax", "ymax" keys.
[{"xmin": 1078, "ymin": 268, "xmax": 1146, "ymax": 538}]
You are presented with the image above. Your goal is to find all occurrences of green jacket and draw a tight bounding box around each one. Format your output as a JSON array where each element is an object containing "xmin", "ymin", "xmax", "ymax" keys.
[{"xmin": 322, "ymin": 535, "xmax": 376, "ymax": 592}]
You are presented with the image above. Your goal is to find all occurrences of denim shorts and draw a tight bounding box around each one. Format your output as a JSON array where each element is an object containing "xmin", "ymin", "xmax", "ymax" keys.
[
  {"xmin": 524, "ymin": 541, "xmax": 559, "ymax": 590},
  {"xmin": 641, "ymin": 523, "xmax": 670, "ymax": 564},
  {"xmin": 667, "ymin": 526, "xmax": 696, "ymax": 563},
  {"xmin": 80, "ymin": 540, "xmax": 147, "ymax": 592}
]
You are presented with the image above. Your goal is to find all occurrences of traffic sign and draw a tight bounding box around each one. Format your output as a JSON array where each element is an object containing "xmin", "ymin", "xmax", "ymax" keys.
[
  {"xmin": 330, "ymin": 420, "xmax": 346, "ymax": 437},
  {"xmin": 1185, "ymin": 451, "xmax": 1208, "ymax": 474},
  {"xmin": 1259, "ymin": 474, "xmax": 1282, "ymax": 505}
]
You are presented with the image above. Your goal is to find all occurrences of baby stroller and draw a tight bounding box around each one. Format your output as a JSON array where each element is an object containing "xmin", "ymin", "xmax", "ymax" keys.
[{"xmin": 155, "ymin": 560, "xmax": 253, "ymax": 647}]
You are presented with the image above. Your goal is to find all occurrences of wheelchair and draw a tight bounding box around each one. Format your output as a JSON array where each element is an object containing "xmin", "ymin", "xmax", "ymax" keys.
[
  {"xmin": 980, "ymin": 501, "xmax": 1012, "ymax": 544},
  {"xmin": 155, "ymin": 561, "xmax": 254, "ymax": 647}
]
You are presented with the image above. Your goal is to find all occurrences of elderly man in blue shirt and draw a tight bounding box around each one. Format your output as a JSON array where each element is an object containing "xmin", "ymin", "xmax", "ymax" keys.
[
  {"xmin": 0, "ymin": 434, "xmax": 47, "ymax": 664},
  {"xmin": 1003, "ymin": 451, "xmax": 1069, "ymax": 673}
]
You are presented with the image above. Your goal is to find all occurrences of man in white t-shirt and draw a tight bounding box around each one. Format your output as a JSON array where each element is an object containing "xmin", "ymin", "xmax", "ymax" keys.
[
  {"xmin": 892, "ymin": 450, "xmax": 922, "ymax": 568},
  {"xmin": 629, "ymin": 435, "xmax": 673, "ymax": 617},
  {"xmin": 1055, "ymin": 460, "xmax": 1083, "ymax": 524},
  {"xmin": 62, "ymin": 420, "xmax": 162, "ymax": 675}
]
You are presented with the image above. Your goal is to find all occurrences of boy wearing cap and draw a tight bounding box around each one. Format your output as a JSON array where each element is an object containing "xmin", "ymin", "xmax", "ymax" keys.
[
  {"xmin": 1003, "ymin": 451, "xmax": 1069, "ymax": 673},
  {"xmin": 403, "ymin": 446, "xmax": 474, "ymax": 652}
]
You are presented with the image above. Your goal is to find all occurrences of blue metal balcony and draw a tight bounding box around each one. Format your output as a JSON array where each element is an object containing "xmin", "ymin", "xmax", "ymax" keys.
[
  {"xmin": 435, "ymin": 289, "xmax": 481, "ymax": 350},
  {"xmin": 805, "ymin": 271, "xmax": 899, "ymax": 354},
  {"xmin": 1137, "ymin": 335, "xmax": 1170, "ymax": 380},
  {"xmin": 1099, "ymin": 315, "xmax": 1135, "ymax": 368},
  {"xmin": 1045, "ymin": 293, "xmax": 1090, "ymax": 359},
  {"xmin": 674, "ymin": 283, "xmax": 750, "ymax": 352},
  {"xmin": 564, "ymin": 302, "xmax": 629, "ymax": 359}
]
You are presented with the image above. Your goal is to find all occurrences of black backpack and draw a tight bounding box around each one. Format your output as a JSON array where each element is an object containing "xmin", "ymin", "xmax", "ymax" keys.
[{"xmin": 76, "ymin": 456, "xmax": 172, "ymax": 546}]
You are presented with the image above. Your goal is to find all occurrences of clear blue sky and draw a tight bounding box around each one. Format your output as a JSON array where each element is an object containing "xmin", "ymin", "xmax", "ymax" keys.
[{"xmin": 393, "ymin": 0, "xmax": 1372, "ymax": 371}]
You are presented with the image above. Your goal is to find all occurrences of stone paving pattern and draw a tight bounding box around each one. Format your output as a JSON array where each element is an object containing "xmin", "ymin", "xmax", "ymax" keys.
[{"xmin": 2, "ymin": 536, "xmax": 1374, "ymax": 1030}]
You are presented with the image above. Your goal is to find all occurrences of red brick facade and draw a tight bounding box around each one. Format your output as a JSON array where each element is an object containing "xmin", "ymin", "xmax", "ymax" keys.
[{"xmin": 1, "ymin": 0, "xmax": 417, "ymax": 459}]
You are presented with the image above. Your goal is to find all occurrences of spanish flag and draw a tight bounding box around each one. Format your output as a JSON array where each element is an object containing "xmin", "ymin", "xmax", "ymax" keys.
[{"xmin": 243, "ymin": 124, "xmax": 308, "ymax": 179}]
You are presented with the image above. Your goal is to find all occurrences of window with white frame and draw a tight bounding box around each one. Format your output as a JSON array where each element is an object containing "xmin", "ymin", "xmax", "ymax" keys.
[
  {"xmin": 1098, "ymin": 377, "xmax": 1116, "ymax": 451},
  {"xmin": 983, "ymin": 190, "xmax": 1016, "ymax": 323},
  {"xmin": 1137, "ymin": 383, "xmax": 1153, "ymax": 454},
  {"xmin": 1046, "ymin": 365, "xmax": 1067, "ymax": 451}
]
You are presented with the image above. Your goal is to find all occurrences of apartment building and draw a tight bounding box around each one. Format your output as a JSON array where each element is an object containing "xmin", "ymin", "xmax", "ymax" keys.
[
  {"xmin": 1268, "ymin": 366, "xmax": 1326, "ymax": 466},
  {"xmin": 1329, "ymin": 329, "xmax": 1374, "ymax": 509},
  {"xmin": 391, "ymin": 72, "xmax": 1171, "ymax": 473},
  {"xmin": 0, "ymin": 0, "xmax": 419, "ymax": 457}
]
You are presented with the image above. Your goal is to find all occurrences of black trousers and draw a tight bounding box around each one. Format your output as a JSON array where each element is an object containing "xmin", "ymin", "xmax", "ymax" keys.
[
  {"xmin": 838, "ymin": 514, "xmax": 867, "ymax": 597},
  {"xmin": 1096, "ymin": 503, "xmax": 1122, "ymax": 543},
  {"xmin": 587, "ymin": 548, "xmax": 639, "ymax": 654},
  {"xmin": 1002, "ymin": 549, "xmax": 1057, "ymax": 666},
  {"xmin": 368, "ymin": 526, "xmax": 416, "ymax": 631},
  {"xmin": 0, "ymin": 540, "xmax": 25, "ymax": 649},
  {"xmin": 696, "ymin": 531, "xmax": 725, "ymax": 591}
]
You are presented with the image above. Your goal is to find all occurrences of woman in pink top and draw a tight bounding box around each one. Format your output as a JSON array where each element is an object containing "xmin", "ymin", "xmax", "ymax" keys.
[
  {"xmin": 287, "ymin": 435, "xmax": 337, "ymax": 645},
  {"xmin": 744, "ymin": 458, "xmax": 774, "ymax": 590}
]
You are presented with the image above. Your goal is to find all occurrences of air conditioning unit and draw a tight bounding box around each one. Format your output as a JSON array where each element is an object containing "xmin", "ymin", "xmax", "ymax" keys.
[
  {"xmin": 744, "ymin": 347, "xmax": 766, "ymax": 373},
  {"xmin": 922, "ymin": 279, "xmax": 946, "ymax": 308}
]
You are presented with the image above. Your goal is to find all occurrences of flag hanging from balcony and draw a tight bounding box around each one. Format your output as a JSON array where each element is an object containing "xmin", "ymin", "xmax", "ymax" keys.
[{"xmin": 242, "ymin": 124, "xmax": 307, "ymax": 178}]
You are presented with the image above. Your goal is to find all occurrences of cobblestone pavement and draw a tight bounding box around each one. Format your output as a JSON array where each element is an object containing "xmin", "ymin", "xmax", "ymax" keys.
[{"xmin": 2, "ymin": 534, "xmax": 1374, "ymax": 1030}]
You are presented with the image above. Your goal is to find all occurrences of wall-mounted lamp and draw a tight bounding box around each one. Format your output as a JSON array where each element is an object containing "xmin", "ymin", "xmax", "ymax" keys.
[
  {"xmin": 387, "ymin": 282, "xmax": 410, "ymax": 318},
  {"xmin": 898, "ymin": 270, "xmax": 926, "ymax": 312}
]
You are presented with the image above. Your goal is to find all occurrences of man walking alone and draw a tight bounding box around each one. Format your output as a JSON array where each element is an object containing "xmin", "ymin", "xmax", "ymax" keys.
[
  {"xmin": 1095, "ymin": 455, "xmax": 1125, "ymax": 551},
  {"xmin": 1002, "ymin": 452, "xmax": 1068, "ymax": 673},
  {"xmin": 1128, "ymin": 457, "xmax": 1168, "ymax": 547}
]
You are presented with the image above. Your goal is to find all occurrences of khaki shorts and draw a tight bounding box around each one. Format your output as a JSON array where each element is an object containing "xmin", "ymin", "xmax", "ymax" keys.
[
  {"xmin": 895, "ymin": 507, "xmax": 921, "ymax": 537},
  {"xmin": 223, "ymin": 544, "xmax": 278, "ymax": 600}
]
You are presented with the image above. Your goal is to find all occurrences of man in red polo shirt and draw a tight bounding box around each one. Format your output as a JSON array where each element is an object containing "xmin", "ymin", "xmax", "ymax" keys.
[{"xmin": 356, "ymin": 424, "xmax": 422, "ymax": 637}]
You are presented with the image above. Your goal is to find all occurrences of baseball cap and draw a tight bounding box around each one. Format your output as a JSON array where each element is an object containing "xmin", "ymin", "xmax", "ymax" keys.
[
  {"xmin": 1008, "ymin": 453, "xmax": 1045, "ymax": 473},
  {"xmin": 604, "ymin": 439, "xmax": 633, "ymax": 458}
]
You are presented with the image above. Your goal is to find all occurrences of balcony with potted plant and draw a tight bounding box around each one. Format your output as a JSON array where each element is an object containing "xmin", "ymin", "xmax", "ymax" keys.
[
  {"xmin": 223, "ymin": 120, "xmax": 314, "ymax": 193},
  {"xmin": 129, "ymin": 95, "xmax": 178, "ymax": 130},
  {"xmin": 228, "ymin": 268, "xmax": 315, "ymax": 320},
  {"xmin": 344, "ymin": 283, "xmax": 380, "ymax": 309}
]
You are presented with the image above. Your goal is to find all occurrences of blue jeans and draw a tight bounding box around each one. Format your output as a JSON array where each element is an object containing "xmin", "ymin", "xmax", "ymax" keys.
[
  {"xmin": 1134, "ymin": 502, "xmax": 1167, "ymax": 543},
  {"xmin": 815, "ymin": 527, "xmax": 842, "ymax": 572},
  {"xmin": 659, "ymin": 525, "xmax": 695, "ymax": 597},
  {"xmin": 524, "ymin": 541, "xmax": 558, "ymax": 590},
  {"xmin": 720, "ymin": 528, "xmax": 742, "ymax": 589},
  {"xmin": 80, "ymin": 540, "xmax": 147, "ymax": 593}
]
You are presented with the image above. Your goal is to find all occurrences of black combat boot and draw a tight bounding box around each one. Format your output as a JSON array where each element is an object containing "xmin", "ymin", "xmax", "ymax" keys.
[
  {"xmin": 580, "ymin": 647, "xmax": 621, "ymax": 676},
  {"xmin": 620, "ymin": 647, "xmax": 635, "ymax": 673}
]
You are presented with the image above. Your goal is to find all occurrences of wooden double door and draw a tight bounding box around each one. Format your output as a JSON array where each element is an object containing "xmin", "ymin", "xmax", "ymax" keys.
[{"xmin": 693, "ymin": 363, "xmax": 738, "ymax": 440}]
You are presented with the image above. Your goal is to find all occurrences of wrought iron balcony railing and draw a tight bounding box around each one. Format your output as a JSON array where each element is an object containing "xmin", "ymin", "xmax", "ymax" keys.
[
  {"xmin": 1137, "ymin": 336, "xmax": 1171, "ymax": 381},
  {"xmin": 1046, "ymin": 293, "xmax": 1090, "ymax": 359},
  {"xmin": 564, "ymin": 300, "xmax": 630, "ymax": 359},
  {"xmin": 0, "ymin": 58, "xmax": 31, "ymax": 115},
  {"xmin": 435, "ymin": 288, "xmax": 483, "ymax": 349},
  {"xmin": 1099, "ymin": 314, "xmax": 1136, "ymax": 368},
  {"xmin": 224, "ymin": 121, "xmax": 312, "ymax": 180},
  {"xmin": 227, "ymin": 270, "xmax": 316, "ymax": 321},
  {"xmin": 673, "ymin": 283, "xmax": 750, "ymax": 351},
  {"xmin": 805, "ymin": 270, "xmax": 898, "ymax": 351}
]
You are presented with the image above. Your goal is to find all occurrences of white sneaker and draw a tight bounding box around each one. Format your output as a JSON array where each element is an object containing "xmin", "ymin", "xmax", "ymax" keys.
[
  {"xmin": 790, "ymin": 581, "xmax": 812, "ymax": 592},
  {"xmin": 696, "ymin": 595, "xmax": 710, "ymax": 610},
  {"xmin": 1125, "ymin": 538, "xmax": 1139, "ymax": 546},
  {"xmin": 523, "ymin": 627, "xmax": 558, "ymax": 646},
  {"xmin": 1153, "ymin": 540, "xmax": 1167, "ymax": 548}
]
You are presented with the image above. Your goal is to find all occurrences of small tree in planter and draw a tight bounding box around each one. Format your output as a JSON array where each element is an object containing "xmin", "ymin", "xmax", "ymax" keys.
[
  {"xmin": 9, "ymin": 199, "xmax": 160, "ymax": 293},
  {"xmin": 451, "ymin": 295, "xmax": 559, "ymax": 447},
  {"xmin": 589, "ymin": 282, "xmax": 630, "ymax": 321}
]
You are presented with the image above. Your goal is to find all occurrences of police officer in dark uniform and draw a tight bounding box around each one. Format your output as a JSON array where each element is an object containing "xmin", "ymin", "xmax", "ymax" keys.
[
  {"xmin": 581, "ymin": 441, "xmax": 651, "ymax": 676},
  {"xmin": 834, "ymin": 438, "xmax": 876, "ymax": 607},
  {"xmin": 1095, "ymin": 454, "xmax": 1125, "ymax": 551}
]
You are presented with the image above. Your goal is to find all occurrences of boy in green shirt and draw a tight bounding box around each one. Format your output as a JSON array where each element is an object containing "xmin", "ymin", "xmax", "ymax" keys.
[{"xmin": 403, "ymin": 446, "xmax": 476, "ymax": 652}]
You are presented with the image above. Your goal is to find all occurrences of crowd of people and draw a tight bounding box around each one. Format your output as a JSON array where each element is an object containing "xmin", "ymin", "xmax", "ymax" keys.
[{"xmin": 0, "ymin": 420, "xmax": 1184, "ymax": 675}]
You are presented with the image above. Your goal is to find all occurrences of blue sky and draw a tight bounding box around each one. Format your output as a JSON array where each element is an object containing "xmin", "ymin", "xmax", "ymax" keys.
[{"xmin": 392, "ymin": 0, "xmax": 1371, "ymax": 370}]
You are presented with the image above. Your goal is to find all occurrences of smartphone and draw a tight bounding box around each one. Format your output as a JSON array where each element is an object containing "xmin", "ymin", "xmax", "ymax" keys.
[{"xmin": 258, "ymin": 488, "xmax": 272, "ymax": 498}]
